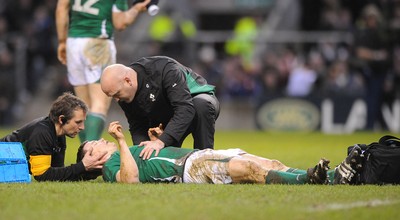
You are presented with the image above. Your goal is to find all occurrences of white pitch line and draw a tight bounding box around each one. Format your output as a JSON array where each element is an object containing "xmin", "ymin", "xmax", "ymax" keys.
[{"xmin": 307, "ymin": 199, "xmax": 400, "ymax": 212}]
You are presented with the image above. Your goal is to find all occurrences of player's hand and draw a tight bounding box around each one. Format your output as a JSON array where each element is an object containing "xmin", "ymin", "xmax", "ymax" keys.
[
  {"xmin": 81, "ymin": 147, "xmax": 108, "ymax": 171},
  {"xmin": 148, "ymin": 123, "xmax": 163, "ymax": 141},
  {"xmin": 108, "ymin": 121, "xmax": 125, "ymax": 141},
  {"xmin": 57, "ymin": 42, "xmax": 67, "ymax": 65},
  {"xmin": 138, "ymin": 139, "xmax": 165, "ymax": 160},
  {"xmin": 133, "ymin": 0, "xmax": 151, "ymax": 12}
]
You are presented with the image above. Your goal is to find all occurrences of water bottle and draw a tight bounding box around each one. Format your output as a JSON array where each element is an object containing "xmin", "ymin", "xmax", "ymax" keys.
[{"xmin": 132, "ymin": 0, "xmax": 159, "ymax": 16}]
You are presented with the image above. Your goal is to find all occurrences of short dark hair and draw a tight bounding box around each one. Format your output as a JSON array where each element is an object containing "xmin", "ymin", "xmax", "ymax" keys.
[
  {"xmin": 76, "ymin": 141, "xmax": 89, "ymax": 163},
  {"xmin": 49, "ymin": 92, "xmax": 88, "ymax": 124},
  {"xmin": 76, "ymin": 141, "xmax": 103, "ymax": 180}
]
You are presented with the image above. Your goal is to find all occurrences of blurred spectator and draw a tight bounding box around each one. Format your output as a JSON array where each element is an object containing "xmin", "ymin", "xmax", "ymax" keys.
[
  {"xmin": 257, "ymin": 65, "xmax": 283, "ymax": 101},
  {"xmin": 384, "ymin": 46, "xmax": 400, "ymax": 102},
  {"xmin": 318, "ymin": 42, "xmax": 350, "ymax": 66},
  {"xmin": 25, "ymin": 5, "xmax": 56, "ymax": 93},
  {"xmin": 0, "ymin": 0, "xmax": 59, "ymax": 126},
  {"xmin": 389, "ymin": 1, "xmax": 400, "ymax": 29},
  {"xmin": 285, "ymin": 52, "xmax": 321, "ymax": 97},
  {"xmin": 1, "ymin": 0, "xmax": 399, "ymax": 130},
  {"xmin": 221, "ymin": 55, "xmax": 258, "ymax": 100},
  {"xmin": 353, "ymin": 4, "xmax": 392, "ymax": 130},
  {"xmin": 3, "ymin": 0, "xmax": 56, "ymax": 95},
  {"xmin": 274, "ymin": 46, "xmax": 298, "ymax": 87},
  {"xmin": 193, "ymin": 44, "xmax": 224, "ymax": 97},
  {"xmin": 319, "ymin": 0, "xmax": 352, "ymax": 31},
  {"xmin": 321, "ymin": 60, "xmax": 365, "ymax": 97}
]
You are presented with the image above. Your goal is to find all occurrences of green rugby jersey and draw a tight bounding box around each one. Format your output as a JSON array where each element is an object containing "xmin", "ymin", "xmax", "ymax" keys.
[
  {"xmin": 103, "ymin": 146, "xmax": 195, "ymax": 183},
  {"xmin": 69, "ymin": 0, "xmax": 128, "ymax": 38}
]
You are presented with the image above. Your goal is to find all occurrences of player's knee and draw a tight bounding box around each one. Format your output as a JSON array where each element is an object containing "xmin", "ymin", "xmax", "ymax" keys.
[
  {"xmin": 269, "ymin": 159, "xmax": 287, "ymax": 170},
  {"xmin": 270, "ymin": 159, "xmax": 284, "ymax": 167},
  {"xmin": 229, "ymin": 159, "xmax": 265, "ymax": 183}
]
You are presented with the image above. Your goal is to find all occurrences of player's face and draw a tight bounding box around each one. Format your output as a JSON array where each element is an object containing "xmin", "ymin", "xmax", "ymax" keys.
[
  {"xmin": 62, "ymin": 109, "xmax": 86, "ymax": 138},
  {"xmin": 84, "ymin": 139, "xmax": 118, "ymax": 159}
]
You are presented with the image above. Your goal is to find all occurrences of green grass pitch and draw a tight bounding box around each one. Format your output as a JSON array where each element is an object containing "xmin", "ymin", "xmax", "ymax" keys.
[{"xmin": 1, "ymin": 129, "xmax": 400, "ymax": 220}]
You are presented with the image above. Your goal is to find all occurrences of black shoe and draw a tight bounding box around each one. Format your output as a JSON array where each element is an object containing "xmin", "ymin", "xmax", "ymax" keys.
[
  {"xmin": 334, "ymin": 145, "xmax": 363, "ymax": 184},
  {"xmin": 307, "ymin": 158, "xmax": 330, "ymax": 184}
]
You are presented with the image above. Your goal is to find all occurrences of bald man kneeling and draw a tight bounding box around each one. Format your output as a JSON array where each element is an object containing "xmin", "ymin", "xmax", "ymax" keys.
[{"xmin": 101, "ymin": 56, "xmax": 220, "ymax": 160}]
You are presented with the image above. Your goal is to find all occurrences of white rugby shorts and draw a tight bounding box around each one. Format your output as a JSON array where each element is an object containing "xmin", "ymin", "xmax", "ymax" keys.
[
  {"xmin": 66, "ymin": 38, "xmax": 116, "ymax": 86},
  {"xmin": 183, "ymin": 148, "xmax": 247, "ymax": 184}
]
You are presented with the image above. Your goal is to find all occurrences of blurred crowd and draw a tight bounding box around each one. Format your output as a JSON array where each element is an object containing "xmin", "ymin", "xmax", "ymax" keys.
[
  {"xmin": 0, "ymin": 0, "xmax": 60, "ymax": 125},
  {"xmin": 0, "ymin": 0, "xmax": 400, "ymax": 130},
  {"xmin": 196, "ymin": 0, "xmax": 400, "ymax": 131}
]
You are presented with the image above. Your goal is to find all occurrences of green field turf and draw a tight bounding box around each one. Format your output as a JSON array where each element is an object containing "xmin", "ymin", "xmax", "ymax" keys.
[{"xmin": 1, "ymin": 129, "xmax": 400, "ymax": 220}]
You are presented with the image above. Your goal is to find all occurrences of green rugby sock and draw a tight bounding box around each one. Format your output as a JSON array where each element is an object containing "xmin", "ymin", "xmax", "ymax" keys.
[
  {"xmin": 327, "ymin": 170, "xmax": 335, "ymax": 184},
  {"xmin": 79, "ymin": 112, "xmax": 105, "ymax": 142},
  {"xmin": 286, "ymin": 168, "xmax": 307, "ymax": 174},
  {"xmin": 265, "ymin": 170, "xmax": 308, "ymax": 184}
]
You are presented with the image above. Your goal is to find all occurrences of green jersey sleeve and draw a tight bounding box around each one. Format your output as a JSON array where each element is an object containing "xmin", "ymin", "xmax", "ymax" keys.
[
  {"xmin": 114, "ymin": 0, "xmax": 129, "ymax": 11},
  {"xmin": 103, "ymin": 146, "xmax": 194, "ymax": 183}
]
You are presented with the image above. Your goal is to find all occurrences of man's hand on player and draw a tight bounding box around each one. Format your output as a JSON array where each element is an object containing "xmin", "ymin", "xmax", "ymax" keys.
[
  {"xmin": 138, "ymin": 139, "xmax": 165, "ymax": 160},
  {"xmin": 81, "ymin": 147, "xmax": 108, "ymax": 171}
]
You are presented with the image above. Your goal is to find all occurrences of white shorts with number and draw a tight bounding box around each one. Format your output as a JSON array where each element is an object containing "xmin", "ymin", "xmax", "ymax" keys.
[
  {"xmin": 66, "ymin": 37, "xmax": 116, "ymax": 86},
  {"xmin": 183, "ymin": 148, "xmax": 247, "ymax": 184}
]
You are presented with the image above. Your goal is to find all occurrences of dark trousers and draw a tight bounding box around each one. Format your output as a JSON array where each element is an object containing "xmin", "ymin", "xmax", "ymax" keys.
[
  {"xmin": 365, "ymin": 73, "xmax": 385, "ymax": 130},
  {"xmin": 180, "ymin": 93, "xmax": 220, "ymax": 150}
]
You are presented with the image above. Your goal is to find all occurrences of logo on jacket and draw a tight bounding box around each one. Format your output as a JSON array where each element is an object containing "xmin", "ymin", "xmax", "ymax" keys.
[
  {"xmin": 53, "ymin": 146, "xmax": 62, "ymax": 152},
  {"xmin": 150, "ymin": 93, "xmax": 156, "ymax": 102}
]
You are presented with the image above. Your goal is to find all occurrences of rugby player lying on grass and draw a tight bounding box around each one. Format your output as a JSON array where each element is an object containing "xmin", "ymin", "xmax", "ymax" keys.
[{"xmin": 77, "ymin": 121, "xmax": 363, "ymax": 184}]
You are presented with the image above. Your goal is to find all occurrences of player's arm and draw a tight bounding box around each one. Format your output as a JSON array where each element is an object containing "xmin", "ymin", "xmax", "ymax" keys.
[
  {"xmin": 108, "ymin": 121, "xmax": 140, "ymax": 184},
  {"xmin": 32, "ymin": 159, "xmax": 87, "ymax": 182},
  {"xmin": 112, "ymin": 0, "xmax": 151, "ymax": 31},
  {"xmin": 27, "ymin": 129, "xmax": 106, "ymax": 181},
  {"xmin": 32, "ymin": 146, "xmax": 106, "ymax": 181},
  {"xmin": 27, "ymin": 131, "xmax": 89, "ymax": 182},
  {"xmin": 55, "ymin": 0, "xmax": 70, "ymax": 65},
  {"xmin": 30, "ymin": 148, "xmax": 88, "ymax": 182}
]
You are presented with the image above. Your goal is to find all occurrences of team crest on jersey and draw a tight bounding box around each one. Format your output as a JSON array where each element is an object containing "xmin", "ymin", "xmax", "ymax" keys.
[{"xmin": 150, "ymin": 93, "xmax": 156, "ymax": 102}]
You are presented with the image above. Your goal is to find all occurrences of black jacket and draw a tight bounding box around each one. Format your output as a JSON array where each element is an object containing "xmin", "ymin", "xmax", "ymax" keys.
[
  {"xmin": 119, "ymin": 56, "xmax": 215, "ymax": 147},
  {"xmin": 0, "ymin": 117, "xmax": 86, "ymax": 181}
]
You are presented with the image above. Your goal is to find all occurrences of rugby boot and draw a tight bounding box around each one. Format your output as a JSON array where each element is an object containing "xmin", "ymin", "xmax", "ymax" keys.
[
  {"xmin": 334, "ymin": 145, "xmax": 364, "ymax": 184},
  {"xmin": 307, "ymin": 158, "xmax": 330, "ymax": 184}
]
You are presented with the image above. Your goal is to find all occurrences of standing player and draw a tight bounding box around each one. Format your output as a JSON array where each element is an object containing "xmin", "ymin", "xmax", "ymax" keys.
[{"xmin": 56, "ymin": 0, "xmax": 151, "ymax": 142}]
